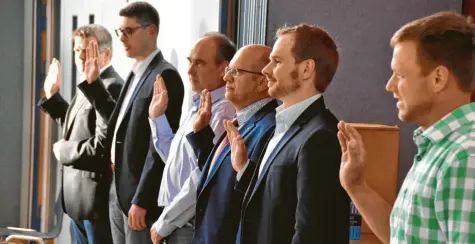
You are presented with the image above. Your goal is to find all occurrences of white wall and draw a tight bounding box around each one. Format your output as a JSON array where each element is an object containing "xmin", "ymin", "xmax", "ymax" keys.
[{"xmin": 57, "ymin": 0, "xmax": 220, "ymax": 242}]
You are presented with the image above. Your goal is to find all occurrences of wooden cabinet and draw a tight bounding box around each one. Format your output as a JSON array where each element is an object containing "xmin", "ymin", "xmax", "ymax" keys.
[{"xmin": 348, "ymin": 123, "xmax": 400, "ymax": 244}]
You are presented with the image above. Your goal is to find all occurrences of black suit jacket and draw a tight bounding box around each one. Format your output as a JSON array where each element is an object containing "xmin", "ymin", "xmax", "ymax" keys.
[
  {"xmin": 238, "ymin": 97, "xmax": 350, "ymax": 244},
  {"xmin": 38, "ymin": 66, "xmax": 123, "ymax": 220},
  {"xmin": 187, "ymin": 100, "xmax": 278, "ymax": 244},
  {"xmin": 79, "ymin": 51, "xmax": 184, "ymax": 223}
]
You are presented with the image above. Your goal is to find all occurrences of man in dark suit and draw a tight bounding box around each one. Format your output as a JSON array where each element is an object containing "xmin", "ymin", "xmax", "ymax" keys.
[
  {"xmin": 185, "ymin": 45, "xmax": 277, "ymax": 244},
  {"xmin": 227, "ymin": 24, "xmax": 350, "ymax": 244},
  {"xmin": 38, "ymin": 24, "xmax": 123, "ymax": 244},
  {"xmin": 79, "ymin": 2, "xmax": 184, "ymax": 243}
]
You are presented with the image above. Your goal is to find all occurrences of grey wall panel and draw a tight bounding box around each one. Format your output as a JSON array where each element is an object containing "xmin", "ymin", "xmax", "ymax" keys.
[
  {"xmin": 0, "ymin": 0, "xmax": 25, "ymax": 226},
  {"xmin": 267, "ymin": 0, "xmax": 462, "ymax": 188}
]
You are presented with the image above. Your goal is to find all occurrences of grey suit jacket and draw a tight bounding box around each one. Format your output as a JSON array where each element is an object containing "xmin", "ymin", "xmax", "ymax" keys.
[{"xmin": 38, "ymin": 66, "xmax": 123, "ymax": 220}]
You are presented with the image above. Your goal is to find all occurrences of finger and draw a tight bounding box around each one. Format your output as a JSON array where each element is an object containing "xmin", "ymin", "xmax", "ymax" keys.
[
  {"xmin": 138, "ymin": 214, "xmax": 147, "ymax": 230},
  {"xmin": 86, "ymin": 42, "xmax": 91, "ymax": 61},
  {"xmin": 337, "ymin": 121, "xmax": 350, "ymax": 142},
  {"xmin": 228, "ymin": 122, "xmax": 239, "ymax": 139},
  {"xmin": 204, "ymin": 90, "xmax": 212, "ymax": 113},
  {"xmin": 158, "ymin": 75, "xmax": 167, "ymax": 92},
  {"xmin": 154, "ymin": 78, "xmax": 159, "ymax": 96},
  {"xmin": 128, "ymin": 212, "xmax": 134, "ymax": 230},
  {"xmin": 236, "ymin": 135, "xmax": 245, "ymax": 151},
  {"xmin": 198, "ymin": 91, "xmax": 204, "ymax": 111},
  {"xmin": 347, "ymin": 140, "xmax": 361, "ymax": 163},
  {"xmin": 337, "ymin": 131, "xmax": 348, "ymax": 153},
  {"xmin": 93, "ymin": 41, "xmax": 100, "ymax": 58},
  {"xmin": 131, "ymin": 213, "xmax": 138, "ymax": 230},
  {"xmin": 345, "ymin": 123, "xmax": 363, "ymax": 143},
  {"xmin": 224, "ymin": 120, "xmax": 232, "ymax": 143}
]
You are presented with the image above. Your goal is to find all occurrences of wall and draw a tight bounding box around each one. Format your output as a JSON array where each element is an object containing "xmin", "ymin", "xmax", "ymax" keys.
[
  {"xmin": 266, "ymin": 0, "xmax": 462, "ymax": 187},
  {"xmin": 0, "ymin": 0, "xmax": 25, "ymax": 227}
]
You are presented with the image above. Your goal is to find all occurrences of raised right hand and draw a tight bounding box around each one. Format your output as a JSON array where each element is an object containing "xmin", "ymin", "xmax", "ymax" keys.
[
  {"xmin": 337, "ymin": 121, "xmax": 366, "ymax": 192},
  {"xmin": 85, "ymin": 41, "xmax": 100, "ymax": 84},
  {"xmin": 44, "ymin": 58, "xmax": 61, "ymax": 99},
  {"xmin": 148, "ymin": 75, "xmax": 169, "ymax": 118},
  {"xmin": 225, "ymin": 120, "xmax": 248, "ymax": 172},
  {"xmin": 192, "ymin": 90, "xmax": 212, "ymax": 133}
]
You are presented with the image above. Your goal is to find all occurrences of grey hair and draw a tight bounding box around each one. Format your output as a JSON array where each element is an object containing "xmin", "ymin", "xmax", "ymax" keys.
[{"xmin": 73, "ymin": 24, "xmax": 113, "ymax": 54}]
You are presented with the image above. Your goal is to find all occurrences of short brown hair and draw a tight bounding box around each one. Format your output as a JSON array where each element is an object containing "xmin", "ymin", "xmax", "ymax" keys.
[
  {"xmin": 391, "ymin": 11, "xmax": 475, "ymax": 91},
  {"xmin": 73, "ymin": 24, "xmax": 112, "ymax": 53},
  {"xmin": 276, "ymin": 24, "xmax": 339, "ymax": 93}
]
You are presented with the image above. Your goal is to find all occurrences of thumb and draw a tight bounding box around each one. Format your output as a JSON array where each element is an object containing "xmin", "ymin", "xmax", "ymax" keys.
[{"xmin": 347, "ymin": 140, "xmax": 360, "ymax": 164}]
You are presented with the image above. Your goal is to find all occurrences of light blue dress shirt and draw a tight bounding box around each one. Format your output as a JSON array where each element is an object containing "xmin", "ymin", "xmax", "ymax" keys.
[{"xmin": 149, "ymin": 86, "xmax": 235, "ymax": 237}]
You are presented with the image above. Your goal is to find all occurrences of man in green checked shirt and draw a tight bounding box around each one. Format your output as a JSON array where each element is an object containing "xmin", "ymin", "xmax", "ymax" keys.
[{"xmin": 338, "ymin": 12, "xmax": 475, "ymax": 244}]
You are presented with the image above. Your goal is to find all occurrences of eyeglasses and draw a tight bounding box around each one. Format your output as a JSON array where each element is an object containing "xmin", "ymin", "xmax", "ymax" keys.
[
  {"xmin": 114, "ymin": 25, "xmax": 149, "ymax": 38},
  {"xmin": 225, "ymin": 67, "xmax": 264, "ymax": 77}
]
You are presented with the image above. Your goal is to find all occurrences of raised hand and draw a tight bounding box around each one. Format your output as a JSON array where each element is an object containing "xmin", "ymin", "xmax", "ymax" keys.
[
  {"xmin": 44, "ymin": 58, "xmax": 61, "ymax": 98},
  {"xmin": 192, "ymin": 89, "xmax": 212, "ymax": 133},
  {"xmin": 224, "ymin": 120, "xmax": 248, "ymax": 172},
  {"xmin": 84, "ymin": 40, "xmax": 100, "ymax": 84},
  {"xmin": 148, "ymin": 75, "xmax": 169, "ymax": 118},
  {"xmin": 337, "ymin": 121, "xmax": 366, "ymax": 192}
]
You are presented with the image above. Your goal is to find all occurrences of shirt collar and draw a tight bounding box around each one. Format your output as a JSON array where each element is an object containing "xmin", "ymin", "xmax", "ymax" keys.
[
  {"xmin": 413, "ymin": 103, "xmax": 475, "ymax": 147},
  {"xmin": 192, "ymin": 86, "xmax": 227, "ymax": 112},
  {"xmin": 235, "ymin": 98, "xmax": 274, "ymax": 127},
  {"xmin": 131, "ymin": 49, "xmax": 160, "ymax": 78},
  {"xmin": 275, "ymin": 94, "xmax": 322, "ymax": 132}
]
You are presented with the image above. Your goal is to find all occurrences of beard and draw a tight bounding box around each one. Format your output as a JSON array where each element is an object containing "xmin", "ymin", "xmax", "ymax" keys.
[{"xmin": 269, "ymin": 68, "xmax": 301, "ymax": 98}]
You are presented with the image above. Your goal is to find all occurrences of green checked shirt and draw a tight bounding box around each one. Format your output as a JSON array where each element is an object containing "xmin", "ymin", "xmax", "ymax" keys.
[{"xmin": 390, "ymin": 103, "xmax": 475, "ymax": 243}]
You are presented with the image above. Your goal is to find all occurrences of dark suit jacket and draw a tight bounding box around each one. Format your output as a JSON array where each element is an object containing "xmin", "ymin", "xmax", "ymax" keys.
[
  {"xmin": 38, "ymin": 66, "xmax": 123, "ymax": 220},
  {"xmin": 237, "ymin": 97, "xmax": 350, "ymax": 244},
  {"xmin": 79, "ymin": 51, "xmax": 184, "ymax": 223},
  {"xmin": 187, "ymin": 100, "xmax": 278, "ymax": 244}
]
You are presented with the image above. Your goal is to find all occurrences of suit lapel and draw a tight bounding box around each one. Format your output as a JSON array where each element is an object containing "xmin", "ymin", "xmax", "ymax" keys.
[
  {"xmin": 64, "ymin": 93, "xmax": 88, "ymax": 136},
  {"xmin": 197, "ymin": 100, "xmax": 278, "ymax": 197},
  {"xmin": 109, "ymin": 71, "xmax": 134, "ymax": 129},
  {"xmin": 111, "ymin": 52, "xmax": 162, "ymax": 132},
  {"xmin": 247, "ymin": 97, "xmax": 327, "ymax": 201},
  {"xmin": 200, "ymin": 121, "xmax": 256, "ymax": 192},
  {"xmin": 123, "ymin": 53, "xmax": 161, "ymax": 124}
]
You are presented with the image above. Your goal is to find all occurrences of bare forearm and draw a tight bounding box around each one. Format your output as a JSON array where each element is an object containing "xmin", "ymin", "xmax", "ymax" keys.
[{"xmin": 347, "ymin": 183, "xmax": 391, "ymax": 244}]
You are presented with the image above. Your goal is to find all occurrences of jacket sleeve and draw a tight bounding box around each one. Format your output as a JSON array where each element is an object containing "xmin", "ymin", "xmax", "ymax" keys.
[
  {"xmin": 38, "ymin": 92, "xmax": 70, "ymax": 127},
  {"xmin": 292, "ymin": 129, "xmax": 349, "ymax": 244},
  {"xmin": 56, "ymin": 81, "xmax": 123, "ymax": 167}
]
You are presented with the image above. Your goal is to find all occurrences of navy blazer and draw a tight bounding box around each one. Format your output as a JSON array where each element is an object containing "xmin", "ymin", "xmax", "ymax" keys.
[
  {"xmin": 237, "ymin": 97, "xmax": 350, "ymax": 244},
  {"xmin": 186, "ymin": 100, "xmax": 278, "ymax": 244},
  {"xmin": 79, "ymin": 52, "xmax": 184, "ymax": 223}
]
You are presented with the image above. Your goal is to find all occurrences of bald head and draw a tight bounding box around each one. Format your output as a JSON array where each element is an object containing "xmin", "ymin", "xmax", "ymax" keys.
[
  {"xmin": 224, "ymin": 44, "xmax": 272, "ymax": 111},
  {"xmin": 234, "ymin": 45, "xmax": 271, "ymax": 73}
]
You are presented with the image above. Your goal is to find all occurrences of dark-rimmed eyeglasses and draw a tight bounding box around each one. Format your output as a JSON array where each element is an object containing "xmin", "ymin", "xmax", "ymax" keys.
[
  {"xmin": 225, "ymin": 67, "xmax": 264, "ymax": 77},
  {"xmin": 114, "ymin": 25, "xmax": 149, "ymax": 38}
]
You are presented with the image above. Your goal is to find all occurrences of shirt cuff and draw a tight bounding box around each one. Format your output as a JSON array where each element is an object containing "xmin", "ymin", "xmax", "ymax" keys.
[
  {"xmin": 236, "ymin": 159, "xmax": 250, "ymax": 181},
  {"xmin": 152, "ymin": 218, "xmax": 176, "ymax": 238},
  {"xmin": 149, "ymin": 114, "xmax": 173, "ymax": 136}
]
